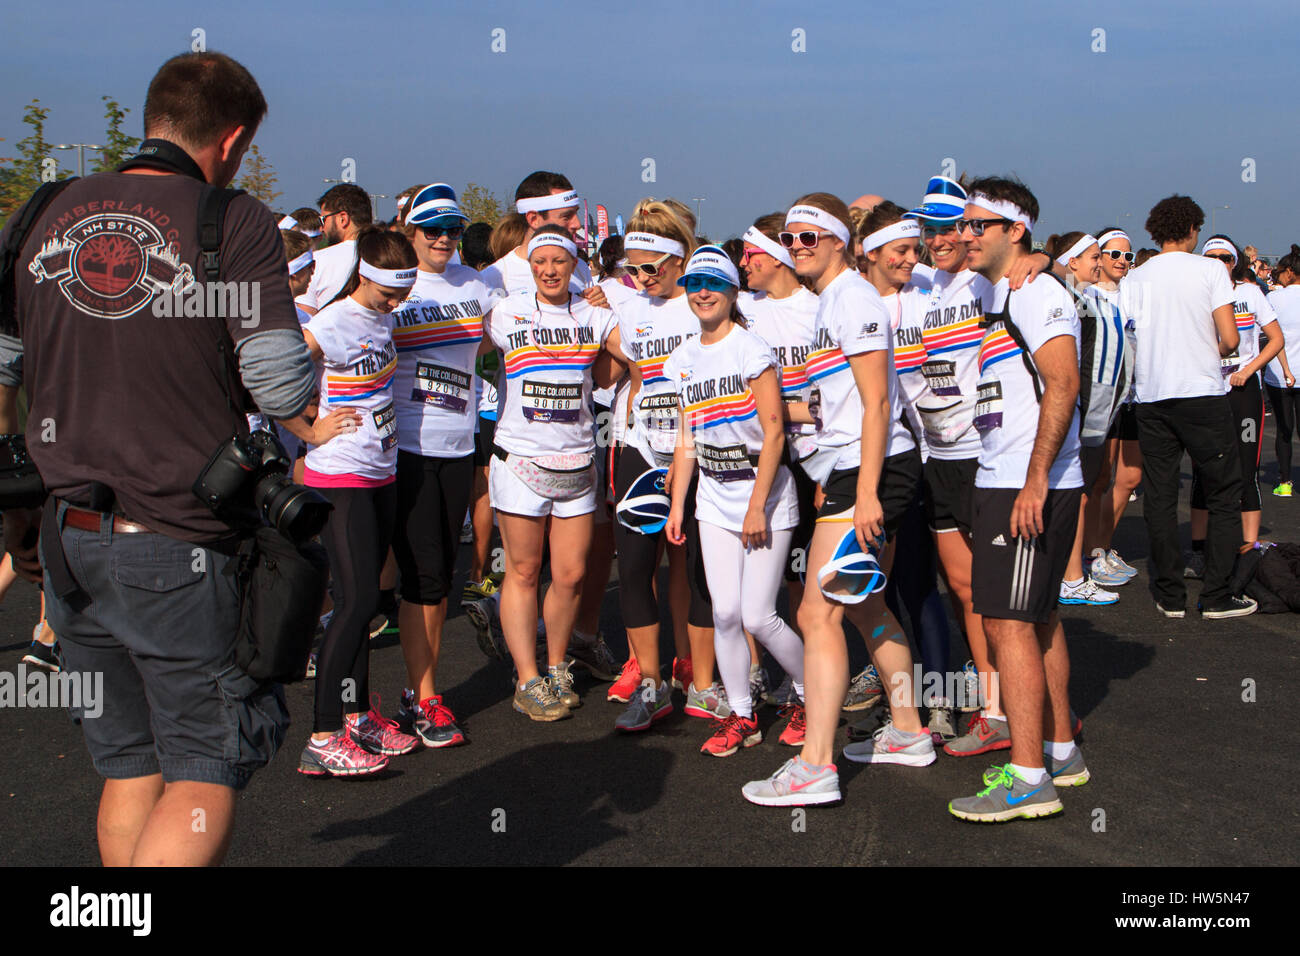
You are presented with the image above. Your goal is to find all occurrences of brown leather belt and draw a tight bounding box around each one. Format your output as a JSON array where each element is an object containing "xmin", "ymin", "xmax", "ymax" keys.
[{"xmin": 63, "ymin": 505, "xmax": 153, "ymax": 534}]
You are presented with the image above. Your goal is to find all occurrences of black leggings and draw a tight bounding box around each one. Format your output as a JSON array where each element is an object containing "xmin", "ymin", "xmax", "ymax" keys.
[
  {"xmin": 613, "ymin": 445, "xmax": 712, "ymax": 629},
  {"xmin": 1191, "ymin": 376, "xmax": 1263, "ymax": 513},
  {"xmin": 1266, "ymin": 383, "xmax": 1300, "ymax": 482},
  {"xmin": 392, "ymin": 450, "xmax": 473, "ymax": 605},
  {"xmin": 313, "ymin": 482, "xmax": 397, "ymax": 733}
]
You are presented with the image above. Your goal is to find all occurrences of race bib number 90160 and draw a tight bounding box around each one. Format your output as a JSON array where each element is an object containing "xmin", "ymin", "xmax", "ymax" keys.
[{"xmin": 522, "ymin": 379, "xmax": 582, "ymax": 423}]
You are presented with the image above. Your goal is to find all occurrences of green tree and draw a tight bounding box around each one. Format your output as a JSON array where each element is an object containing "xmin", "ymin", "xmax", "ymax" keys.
[
  {"xmin": 460, "ymin": 182, "xmax": 503, "ymax": 225},
  {"xmin": 236, "ymin": 143, "xmax": 281, "ymax": 206},
  {"xmin": 92, "ymin": 96, "xmax": 140, "ymax": 172},
  {"xmin": 0, "ymin": 100, "xmax": 71, "ymax": 227}
]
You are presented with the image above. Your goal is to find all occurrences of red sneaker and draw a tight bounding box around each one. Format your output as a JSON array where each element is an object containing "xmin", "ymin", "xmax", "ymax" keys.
[
  {"xmin": 700, "ymin": 713, "xmax": 762, "ymax": 757},
  {"xmin": 671, "ymin": 656, "xmax": 694, "ymax": 692},
  {"xmin": 348, "ymin": 694, "xmax": 420, "ymax": 756},
  {"xmin": 415, "ymin": 695, "xmax": 465, "ymax": 748},
  {"xmin": 607, "ymin": 657, "xmax": 642, "ymax": 703},
  {"xmin": 777, "ymin": 703, "xmax": 806, "ymax": 747}
]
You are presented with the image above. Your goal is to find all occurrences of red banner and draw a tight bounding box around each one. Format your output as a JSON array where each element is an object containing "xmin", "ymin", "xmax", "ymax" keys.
[{"xmin": 596, "ymin": 205, "xmax": 609, "ymax": 241}]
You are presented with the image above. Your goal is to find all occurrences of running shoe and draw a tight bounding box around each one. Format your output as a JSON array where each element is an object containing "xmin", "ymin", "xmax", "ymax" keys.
[
  {"xmin": 1183, "ymin": 551, "xmax": 1206, "ymax": 580},
  {"xmin": 1155, "ymin": 601, "xmax": 1186, "ymax": 619},
  {"xmin": 700, "ymin": 712, "xmax": 762, "ymax": 757},
  {"xmin": 1273, "ymin": 481, "xmax": 1293, "ymax": 497},
  {"xmin": 368, "ymin": 608, "xmax": 401, "ymax": 640},
  {"xmin": 1102, "ymin": 548, "xmax": 1139, "ymax": 580},
  {"xmin": 766, "ymin": 673, "xmax": 799, "ymax": 709},
  {"xmin": 1044, "ymin": 747, "xmax": 1090, "ymax": 787},
  {"xmin": 927, "ymin": 699, "xmax": 957, "ymax": 744},
  {"xmin": 1199, "ymin": 595, "xmax": 1258, "ymax": 620},
  {"xmin": 615, "ymin": 678, "xmax": 673, "ymax": 732},
  {"xmin": 957, "ymin": 661, "xmax": 983, "ymax": 713},
  {"xmin": 547, "ymin": 661, "xmax": 580, "ymax": 709},
  {"xmin": 777, "ymin": 702, "xmax": 806, "ymax": 747},
  {"xmin": 1086, "ymin": 550, "xmax": 1130, "ymax": 587},
  {"xmin": 459, "ymin": 517, "xmax": 474, "ymax": 544},
  {"xmin": 749, "ymin": 664, "xmax": 771, "ymax": 711},
  {"xmin": 847, "ymin": 708, "xmax": 890, "ymax": 741},
  {"xmin": 298, "ymin": 731, "xmax": 389, "ymax": 777},
  {"xmin": 396, "ymin": 688, "xmax": 420, "ymax": 734},
  {"xmin": 607, "ymin": 657, "xmax": 642, "ymax": 703},
  {"xmin": 466, "ymin": 596, "xmax": 508, "ymax": 661},
  {"xmin": 568, "ymin": 633, "xmax": 620, "ymax": 681},
  {"xmin": 21, "ymin": 636, "xmax": 61, "ymax": 673},
  {"xmin": 1059, "ymin": 578, "xmax": 1119, "ymax": 606},
  {"xmin": 670, "ymin": 656, "xmax": 694, "ymax": 692},
  {"xmin": 683, "ymin": 681, "xmax": 731, "ymax": 720},
  {"xmin": 462, "ymin": 576, "xmax": 500, "ymax": 603},
  {"xmin": 843, "ymin": 664, "xmax": 882, "ymax": 712},
  {"xmin": 347, "ymin": 696, "xmax": 420, "ymax": 756},
  {"xmin": 949, "ymin": 765, "xmax": 1063, "ymax": 823},
  {"xmin": 414, "ymin": 694, "xmax": 465, "ymax": 748},
  {"xmin": 742, "ymin": 757, "xmax": 841, "ymax": 807},
  {"xmin": 842, "ymin": 719, "xmax": 936, "ymax": 766},
  {"xmin": 513, "ymin": 676, "xmax": 570, "ymax": 722},
  {"xmin": 943, "ymin": 712, "xmax": 1011, "ymax": 757}
]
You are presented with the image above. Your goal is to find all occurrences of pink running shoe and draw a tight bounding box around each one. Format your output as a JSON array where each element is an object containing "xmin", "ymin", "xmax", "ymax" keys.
[
  {"xmin": 298, "ymin": 731, "xmax": 389, "ymax": 777},
  {"xmin": 348, "ymin": 694, "xmax": 420, "ymax": 756}
]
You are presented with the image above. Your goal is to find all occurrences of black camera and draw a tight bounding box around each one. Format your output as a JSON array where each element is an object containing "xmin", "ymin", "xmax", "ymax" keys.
[{"xmin": 193, "ymin": 430, "xmax": 331, "ymax": 543}]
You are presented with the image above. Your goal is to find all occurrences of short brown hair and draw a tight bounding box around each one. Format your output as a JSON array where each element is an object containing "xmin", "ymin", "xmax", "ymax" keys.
[
  {"xmin": 143, "ymin": 52, "xmax": 267, "ymax": 149},
  {"xmin": 318, "ymin": 183, "xmax": 372, "ymax": 226}
]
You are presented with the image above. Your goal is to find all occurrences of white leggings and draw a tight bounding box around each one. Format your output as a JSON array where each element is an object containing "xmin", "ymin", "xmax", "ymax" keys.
[{"xmin": 698, "ymin": 522, "xmax": 805, "ymax": 718}]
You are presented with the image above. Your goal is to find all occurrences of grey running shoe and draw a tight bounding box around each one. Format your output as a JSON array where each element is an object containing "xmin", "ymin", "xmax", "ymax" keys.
[
  {"xmin": 842, "ymin": 719, "xmax": 936, "ymax": 767},
  {"xmin": 547, "ymin": 661, "xmax": 581, "ymax": 709},
  {"xmin": 843, "ymin": 664, "xmax": 882, "ymax": 712},
  {"xmin": 1183, "ymin": 551, "xmax": 1206, "ymax": 579},
  {"xmin": 742, "ymin": 757, "xmax": 841, "ymax": 807},
  {"xmin": 568, "ymin": 633, "xmax": 620, "ymax": 681},
  {"xmin": 949, "ymin": 765, "xmax": 1063, "ymax": 823},
  {"xmin": 1199, "ymin": 595, "xmax": 1258, "ymax": 620},
  {"xmin": 957, "ymin": 661, "xmax": 983, "ymax": 713},
  {"xmin": 683, "ymin": 681, "xmax": 731, "ymax": 720},
  {"xmin": 943, "ymin": 712, "xmax": 1012, "ymax": 757},
  {"xmin": 847, "ymin": 708, "xmax": 890, "ymax": 741},
  {"xmin": 615, "ymin": 678, "xmax": 674, "ymax": 732},
  {"xmin": 466, "ymin": 596, "xmax": 508, "ymax": 661},
  {"xmin": 767, "ymin": 673, "xmax": 799, "ymax": 709},
  {"xmin": 513, "ymin": 676, "xmax": 570, "ymax": 722},
  {"xmin": 927, "ymin": 699, "xmax": 957, "ymax": 744},
  {"xmin": 749, "ymin": 664, "xmax": 771, "ymax": 710},
  {"xmin": 1044, "ymin": 747, "xmax": 1090, "ymax": 787},
  {"xmin": 1155, "ymin": 601, "xmax": 1186, "ymax": 619}
]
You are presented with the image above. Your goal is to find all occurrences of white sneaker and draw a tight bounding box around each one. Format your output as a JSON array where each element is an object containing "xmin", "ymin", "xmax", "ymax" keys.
[{"xmin": 1059, "ymin": 578, "xmax": 1119, "ymax": 606}]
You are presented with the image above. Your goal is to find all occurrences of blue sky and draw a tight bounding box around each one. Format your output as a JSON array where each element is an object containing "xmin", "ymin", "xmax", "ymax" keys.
[{"xmin": 5, "ymin": 0, "xmax": 1297, "ymax": 254}]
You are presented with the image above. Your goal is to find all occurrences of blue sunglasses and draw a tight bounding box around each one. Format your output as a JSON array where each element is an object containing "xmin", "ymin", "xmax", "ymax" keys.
[{"xmin": 683, "ymin": 275, "xmax": 733, "ymax": 294}]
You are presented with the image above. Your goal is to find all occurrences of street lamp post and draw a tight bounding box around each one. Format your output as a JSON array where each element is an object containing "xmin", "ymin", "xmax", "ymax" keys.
[
  {"xmin": 323, "ymin": 178, "xmax": 385, "ymax": 222},
  {"xmin": 691, "ymin": 197, "xmax": 705, "ymax": 238},
  {"xmin": 53, "ymin": 143, "xmax": 104, "ymax": 178}
]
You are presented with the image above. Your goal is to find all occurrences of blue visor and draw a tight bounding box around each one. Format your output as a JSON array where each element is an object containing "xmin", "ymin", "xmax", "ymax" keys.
[
  {"xmin": 903, "ymin": 175, "xmax": 968, "ymax": 223},
  {"xmin": 616, "ymin": 468, "xmax": 670, "ymax": 535},
  {"xmin": 816, "ymin": 528, "xmax": 887, "ymax": 604}
]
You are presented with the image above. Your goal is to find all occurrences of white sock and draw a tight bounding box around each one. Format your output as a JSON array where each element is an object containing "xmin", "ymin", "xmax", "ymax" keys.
[
  {"xmin": 1010, "ymin": 763, "xmax": 1047, "ymax": 785},
  {"xmin": 728, "ymin": 695, "xmax": 754, "ymax": 720},
  {"xmin": 1063, "ymin": 576, "xmax": 1084, "ymax": 588},
  {"xmin": 793, "ymin": 681, "xmax": 805, "ymax": 700},
  {"xmin": 1045, "ymin": 740, "xmax": 1077, "ymax": 761}
]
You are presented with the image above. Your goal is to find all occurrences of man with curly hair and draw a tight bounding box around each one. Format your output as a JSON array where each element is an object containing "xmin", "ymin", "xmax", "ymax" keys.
[{"xmin": 1119, "ymin": 195, "xmax": 1256, "ymax": 619}]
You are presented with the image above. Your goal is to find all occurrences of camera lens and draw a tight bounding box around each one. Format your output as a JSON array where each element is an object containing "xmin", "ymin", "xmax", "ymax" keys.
[{"xmin": 256, "ymin": 475, "xmax": 332, "ymax": 543}]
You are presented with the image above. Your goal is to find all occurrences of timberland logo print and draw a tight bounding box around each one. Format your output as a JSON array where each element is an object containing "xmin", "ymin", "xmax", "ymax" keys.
[{"xmin": 28, "ymin": 211, "xmax": 193, "ymax": 319}]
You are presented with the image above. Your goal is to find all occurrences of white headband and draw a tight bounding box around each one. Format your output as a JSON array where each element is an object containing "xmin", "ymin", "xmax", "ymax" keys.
[
  {"xmin": 516, "ymin": 189, "xmax": 580, "ymax": 214},
  {"xmin": 359, "ymin": 259, "xmax": 418, "ymax": 288},
  {"xmin": 967, "ymin": 193, "xmax": 1035, "ymax": 231},
  {"xmin": 862, "ymin": 219, "xmax": 921, "ymax": 254},
  {"xmin": 785, "ymin": 204, "xmax": 851, "ymax": 245},
  {"xmin": 526, "ymin": 232, "xmax": 578, "ymax": 259},
  {"xmin": 278, "ymin": 215, "xmax": 298, "ymax": 230},
  {"xmin": 624, "ymin": 231, "xmax": 686, "ymax": 258},
  {"xmin": 287, "ymin": 250, "xmax": 314, "ymax": 275},
  {"xmin": 741, "ymin": 226, "xmax": 794, "ymax": 268},
  {"xmin": 1096, "ymin": 229, "xmax": 1130, "ymax": 248},
  {"xmin": 1055, "ymin": 234, "xmax": 1097, "ymax": 266},
  {"xmin": 300, "ymin": 228, "xmax": 322, "ymax": 238},
  {"xmin": 1201, "ymin": 238, "xmax": 1237, "ymax": 263}
]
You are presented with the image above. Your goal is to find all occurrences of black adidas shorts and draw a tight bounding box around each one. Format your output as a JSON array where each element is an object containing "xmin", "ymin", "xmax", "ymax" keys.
[
  {"xmin": 923, "ymin": 456, "xmax": 978, "ymax": 535},
  {"xmin": 970, "ymin": 485, "xmax": 1082, "ymax": 624}
]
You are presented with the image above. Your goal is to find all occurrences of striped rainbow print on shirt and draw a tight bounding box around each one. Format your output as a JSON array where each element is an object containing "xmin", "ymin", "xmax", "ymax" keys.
[
  {"xmin": 978, "ymin": 326, "xmax": 1021, "ymax": 375},
  {"xmin": 503, "ymin": 342, "xmax": 601, "ymax": 379},
  {"xmin": 894, "ymin": 338, "xmax": 926, "ymax": 375},
  {"xmin": 804, "ymin": 345, "xmax": 850, "ymax": 383},
  {"xmin": 683, "ymin": 389, "xmax": 758, "ymax": 433},
  {"xmin": 922, "ymin": 315, "xmax": 984, "ymax": 357},
  {"xmin": 392, "ymin": 315, "xmax": 482, "ymax": 352},
  {"xmin": 327, "ymin": 357, "xmax": 397, "ymax": 401},
  {"xmin": 636, "ymin": 354, "xmax": 670, "ymax": 386}
]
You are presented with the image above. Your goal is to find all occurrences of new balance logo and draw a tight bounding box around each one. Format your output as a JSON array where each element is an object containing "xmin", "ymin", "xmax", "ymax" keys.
[{"xmin": 991, "ymin": 534, "xmax": 1007, "ymax": 547}]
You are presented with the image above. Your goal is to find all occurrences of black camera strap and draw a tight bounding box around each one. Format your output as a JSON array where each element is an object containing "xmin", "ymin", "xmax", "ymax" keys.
[
  {"xmin": 117, "ymin": 138, "xmax": 208, "ymax": 182},
  {"xmin": 0, "ymin": 179, "xmax": 78, "ymax": 337}
]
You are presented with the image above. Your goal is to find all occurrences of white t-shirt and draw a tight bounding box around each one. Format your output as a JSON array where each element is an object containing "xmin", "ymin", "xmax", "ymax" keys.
[
  {"xmin": 1220, "ymin": 280, "xmax": 1278, "ymax": 390},
  {"xmin": 595, "ymin": 277, "xmax": 642, "ymax": 416},
  {"xmin": 803, "ymin": 268, "xmax": 914, "ymax": 471},
  {"xmin": 391, "ymin": 266, "xmax": 492, "ymax": 458},
  {"xmin": 304, "ymin": 297, "xmax": 398, "ymax": 482},
  {"xmin": 486, "ymin": 291, "xmax": 617, "ymax": 457},
  {"xmin": 738, "ymin": 286, "xmax": 820, "ymax": 461},
  {"xmin": 619, "ymin": 293, "xmax": 701, "ymax": 466},
  {"xmin": 974, "ymin": 277, "xmax": 1082, "ymax": 490},
  {"xmin": 297, "ymin": 239, "xmax": 357, "ymax": 312},
  {"xmin": 664, "ymin": 324, "xmax": 799, "ymax": 533},
  {"xmin": 885, "ymin": 286, "xmax": 929, "ymax": 461},
  {"xmin": 901, "ymin": 267, "xmax": 990, "ymax": 460},
  {"xmin": 1121, "ymin": 252, "xmax": 1235, "ymax": 402},
  {"xmin": 1265, "ymin": 286, "xmax": 1300, "ymax": 388}
]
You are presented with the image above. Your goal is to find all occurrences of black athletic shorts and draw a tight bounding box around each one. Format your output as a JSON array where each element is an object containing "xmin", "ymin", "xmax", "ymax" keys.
[
  {"xmin": 1108, "ymin": 404, "xmax": 1138, "ymax": 442},
  {"xmin": 923, "ymin": 456, "xmax": 978, "ymax": 535},
  {"xmin": 817, "ymin": 447, "xmax": 922, "ymax": 540},
  {"xmin": 473, "ymin": 415, "xmax": 496, "ymax": 468},
  {"xmin": 1079, "ymin": 442, "xmax": 1107, "ymax": 490},
  {"xmin": 785, "ymin": 462, "xmax": 817, "ymax": 582},
  {"xmin": 970, "ymin": 485, "xmax": 1082, "ymax": 624},
  {"xmin": 392, "ymin": 450, "xmax": 475, "ymax": 604}
]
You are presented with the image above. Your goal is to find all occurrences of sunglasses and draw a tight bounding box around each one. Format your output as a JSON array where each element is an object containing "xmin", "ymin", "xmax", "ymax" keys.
[
  {"xmin": 778, "ymin": 230, "xmax": 837, "ymax": 249},
  {"xmin": 740, "ymin": 247, "xmax": 772, "ymax": 266},
  {"xmin": 1205, "ymin": 254, "xmax": 1236, "ymax": 264},
  {"xmin": 1102, "ymin": 249, "xmax": 1136, "ymax": 263},
  {"xmin": 624, "ymin": 252, "xmax": 673, "ymax": 278},
  {"xmin": 955, "ymin": 217, "xmax": 1014, "ymax": 237},
  {"xmin": 683, "ymin": 275, "xmax": 733, "ymax": 294},
  {"xmin": 418, "ymin": 224, "xmax": 464, "ymax": 240},
  {"xmin": 921, "ymin": 223, "xmax": 959, "ymax": 240}
]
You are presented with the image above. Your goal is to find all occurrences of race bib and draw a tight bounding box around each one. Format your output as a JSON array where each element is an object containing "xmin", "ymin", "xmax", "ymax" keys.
[
  {"xmin": 372, "ymin": 401, "xmax": 397, "ymax": 451},
  {"xmin": 1221, "ymin": 351, "xmax": 1240, "ymax": 378},
  {"xmin": 973, "ymin": 380, "xmax": 1003, "ymax": 432},
  {"xmin": 921, "ymin": 359, "xmax": 962, "ymax": 397},
  {"xmin": 639, "ymin": 390, "xmax": 680, "ymax": 454},
  {"xmin": 413, "ymin": 362, "xmax": 471, "ymax": 412},
  {"xmin": 695, "ymin": 441, "xmax": 756, "ymax": 483},
  {"xmin": 522, "ymin": 379, "xmax": 582, "ymax": 423}
]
